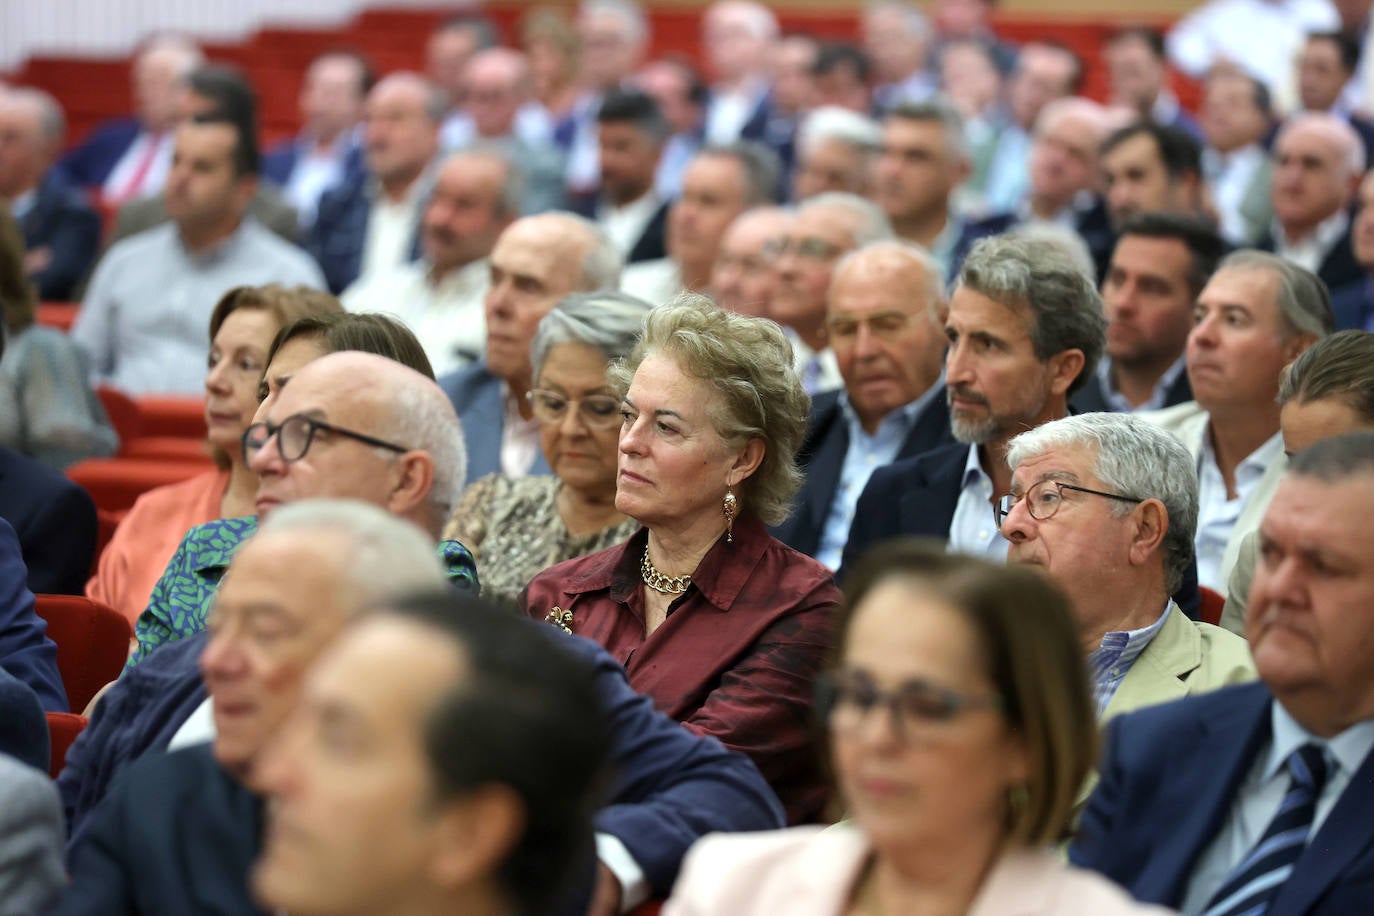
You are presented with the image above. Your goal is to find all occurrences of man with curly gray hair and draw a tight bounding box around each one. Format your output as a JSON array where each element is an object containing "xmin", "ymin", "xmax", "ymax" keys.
[{"xmin": 840, "ymin": 232, "xmax": 1106, "ymax": 577}]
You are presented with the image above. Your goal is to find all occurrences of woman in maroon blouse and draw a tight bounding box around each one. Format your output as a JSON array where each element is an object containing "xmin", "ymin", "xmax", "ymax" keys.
[{"xmin": 523, "ymin": 297, "xmax": 842, "ymax": 825}]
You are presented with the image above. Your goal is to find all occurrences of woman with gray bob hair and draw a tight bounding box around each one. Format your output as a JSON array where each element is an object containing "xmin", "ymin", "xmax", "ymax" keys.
[
  {"xmin": 445, "ymin": 290, "xmax": 652, "ymax": 607},
  {"xmin": 1006, "ymin": 412, "xmax": 1199, "ymax": 595},
  {"xmin": 523, "ymin": 294, "xmax": 842, "ymax": 824}
]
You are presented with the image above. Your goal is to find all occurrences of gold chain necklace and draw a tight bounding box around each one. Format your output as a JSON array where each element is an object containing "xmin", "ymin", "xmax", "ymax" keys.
[{"xmin": 641, "ymin": 546, "xmax": 691, "ymax": 595}]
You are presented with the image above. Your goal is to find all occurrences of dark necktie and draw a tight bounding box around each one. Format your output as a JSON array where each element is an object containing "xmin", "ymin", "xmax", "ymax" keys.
[{"xmin": 1201, "ymin": 742, "xmax": 1329, "ymax": 916}]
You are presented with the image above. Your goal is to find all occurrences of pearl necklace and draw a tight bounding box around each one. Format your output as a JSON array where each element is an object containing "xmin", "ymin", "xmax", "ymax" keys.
[{"xmin": 640, "ymin": 546, "xmax": 691, "ymax": 595}]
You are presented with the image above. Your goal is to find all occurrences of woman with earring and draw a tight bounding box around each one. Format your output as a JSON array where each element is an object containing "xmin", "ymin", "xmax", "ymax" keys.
[
  {"xmin": 665, "ymin": 542, "xmax": 1175, "ymax": 916},
  {"xmin": 523, "ymin": 297, "xmax": 841, "ymax": 825}
]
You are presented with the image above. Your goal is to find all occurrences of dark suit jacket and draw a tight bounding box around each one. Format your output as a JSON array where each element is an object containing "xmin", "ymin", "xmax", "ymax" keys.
[
  {"xmin": 19, "ymin": 171, "xmax": 101, "ymax": 300},
  {"xmin": 57, "ymin": 117, "xmax": 141, "ymax": 189},
  {"xmin": 0, "ymin": 517, "xmax": 66, "ymax": 713},
  {"xmin": 307, "ymin": 176, "xmax": 423, "ymax": 294},
  {"xmin": 1257, "ymin": 223, "xmax": 1364, "ymax": 295},
  {"xmin": 1071, "ymin": 682, "xmax": 1374, "ymax": 914},
  {"xmin": 0, "ymin": 446, "xmax": 97, "ymax": 597},
  {"xmin": 108, "ymin": 185, "xmax": 300, "ymax": 249},
  {"xmin": 1070, "ymin": 368, "xmax": 1194, "ymax": 414},
  {"xmin": 439, "ymin": 363, "xmax": 552, "ymax": 487},
  {"xmin": 771, "ymin": 388, "xmax": 953, "ymax": 558},
  {"xmin": 0, "ymin": 664, "xmax": 49, "ymax": 772},
  {"xmin": 952, "ymin": 199, "xmax": 1117, "ymax": 283},
  {"xmin": 54, "ymin": 744, "xmax": 267, "ymax": 916},
  {"xmin": 569, "ymin": 192, "xmax": 670, "ymax": 264},
  {"xmin": 260, "ymin": 134, "xmax": 366, "ymax": 190},
  {"xmin": 1329, "ymin": 276, "xmax": 1373, "ymax": 331}
]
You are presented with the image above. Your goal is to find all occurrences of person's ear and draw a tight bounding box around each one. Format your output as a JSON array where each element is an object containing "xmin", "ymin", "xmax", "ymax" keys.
[
  {"xmin": 388, "ymin": 451, "xmax": 436, "ymax": 518},
  {"xmin": 1045, "ymin": 348, "xmax": 1086, "ymax": 399},
  {"xmin": 725, "ymin": 437, "xmax": 766, "ymax": 488},
  {"xmin": 429, "ymin": 785, "xmax": 525, "ymax": 890},
  {"xmin": 1128, "ymin": 498, "xmax": 1169, "ymax": 569}
]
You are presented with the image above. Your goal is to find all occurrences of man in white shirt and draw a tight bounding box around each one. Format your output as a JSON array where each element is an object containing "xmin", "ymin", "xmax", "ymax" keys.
[
  {"xmin": 580, "ymin": 89, "xmax": 670, "ymax": 263},
  {"xmin": 873, "ymin": 99, "xmax": 971, "ymax": 276},
  {"xmin": 1261, "ymin": 112, "xmax": 1365, "ymax": 293},
  {"xmin": 307, "ymin": 73, "xmax": 444, "ymax": 294},
  {"xmin": 566, "ymin": 0, "xmax": 651, "ymax": 193},
  {"xmin": 1144, "ymin": 250, "xmax": 1332, "ymax": 592},
  {"xmin": 1201, "ymin": 69, "xmax": 1277, "ymax": 245},
  {"xmin": 342, "ymin": 149, "xmax": 516, "ymax": 376},
  {"xmin": 700, "ymin": 1, "xmax": 778, "ymax": 145}
]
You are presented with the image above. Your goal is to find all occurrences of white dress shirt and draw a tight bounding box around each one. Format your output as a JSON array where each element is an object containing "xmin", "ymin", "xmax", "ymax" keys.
[
  {"xmin": 704, "ymin": 79, "xmax": 767, "ymax": 145},
  {"xmin": 948, "ymin": 444, "xmax": 1010, "ymax": 561},
  {"xmin": 500, "ymin": 385, "xmax": 542, "ymax": 478},
  {"xmin": 1203, "ymin": 144, "xmax": 1268, "ymax": 245},
  {"xmin": 1272, "ymin": 210, "xmax": 1349, "ymax": 275},
  {"xmin": 359, "ymin": 179, "xmax": 427, "ymax": 282},
  {"xmin": 1195, "ymin": 429, "xmax": 1285, "ymax": 592},
  {"xmin": 598, "ymin": 191, "xmax": 661, "ymax": 257},
  {"xmin": 342, "ymin": 258, "xmax": 490, "ymax": 376},
  {"xmin": 1179, "ymin": 703, "xmax": 1374, "ymax": 914},
  {"xmin": 102, "ymin": 131, "xmax": 173, "ymax": 202},
  {"xmin": 619, "ymin": 257, "xmax": 683, "ymax": 306}
]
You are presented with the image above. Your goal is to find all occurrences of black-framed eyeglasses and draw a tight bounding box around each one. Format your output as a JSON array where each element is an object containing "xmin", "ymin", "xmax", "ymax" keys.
[
  {"xmin": 241, "ymin": 414, "xmax": 410, "ymax": 465},
  {"xmin": 815, "ymin": 670, "xmax": 1002, "ymax": 743},
  {"xmin": 994, "ymin": 479, "xmax": 1143, "ymax": 529},
  {"xmin": 526, "ymin": 389, "xmax": 622, "ymax": 429}
]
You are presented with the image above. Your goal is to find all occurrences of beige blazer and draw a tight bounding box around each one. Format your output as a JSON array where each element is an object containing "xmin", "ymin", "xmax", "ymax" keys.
[
  {"xmin": 1140, "ymin": 401, "xmax": 1286, "ymax": 591},
  {"xmin": 1219, "ymin": 528, "xmax": 1258, "ymax": 637},
  {"xmin": 664, "ymin": 824, "xmax": 1176, "ymax": 916}
]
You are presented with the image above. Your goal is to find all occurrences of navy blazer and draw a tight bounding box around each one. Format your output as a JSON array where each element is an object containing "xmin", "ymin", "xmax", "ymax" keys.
[
  {"xmin": 1071, "ymin": 682, "xmax": 1374, "ymax": 914},
  {"xmin": 260, "ymin": 136, "xmax": 367, "ymax": 197},
  {"xmin": 0, "ymin": 518, "xmax": 66, "ymax": 713},
  {"xmin": 772, "ymin": 388, "xmax": 953, "ymax": 558},
  {"xmin": 569, "ymin": 192, "xmax": 671, "ymax": 264},
  {"xmin": 306, "ymin": 177, "xmax": 423, "ymax": 294},
  {"xmin": 439, "ymin": 363, "xmax": 552, "ymax": 488},
  {"xmin": 57, "ymin": 117, "xmax": 141, "ymax": 189},
  {"xmin": 1070, "ymin": 368, "xmax": 1194, "ymax": 414},
  {"xmin": 0, "ymin": 446, "xmax": 97, "ymax": 596},
  {"xmin": 18, "ymin": 171, "xmax": 101, "ymax": 300},
  {"xmin": 0, "ymin": 664, "xmax": 49, "ymax": 772},
  {"xmin": 1258, "ymin": 224, "xmax": 1364, "ymax": 296},
  {"xmin": 1329, "ymin": 277, "xmax": 1373, "ymax": 331}
]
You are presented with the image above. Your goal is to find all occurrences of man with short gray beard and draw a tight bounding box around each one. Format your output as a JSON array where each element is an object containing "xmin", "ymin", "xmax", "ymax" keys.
[{"xmin": 839, "ymin": 234, "xmax": 1105, "ymax": 578}]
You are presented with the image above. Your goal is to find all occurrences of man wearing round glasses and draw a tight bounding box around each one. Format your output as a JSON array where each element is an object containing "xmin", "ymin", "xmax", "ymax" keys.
[{"xmin": 1000, "ymin": 412, "xmax": 1253, "ymax": 741}]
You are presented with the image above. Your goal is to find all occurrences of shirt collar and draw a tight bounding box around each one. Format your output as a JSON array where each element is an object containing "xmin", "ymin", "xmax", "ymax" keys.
[
  {"xmin": 835, "ymin": 375, "xmax": 943, "ymax": 439},
  {"xmin": 1087, "ymin": 599, "xmax": 1172, "ymax": 672},
  {"xmin": 1201, "ymin": 425, "xmax": 1285, "ymax": 481},
  {"xmin": 1096, "ymin": 353, "xmax": 1187, "ymax": 412},
  {"xmin": 959, "ymin": 442, "xmax": 989, "ymax": 490},
  {"xmin": 1267, "ymin": 701, "xmax": 1374, "ymax": 783},
  {"xmin": 1274, "ymin": 208, "xmax": 1350, "ymax": 253}
]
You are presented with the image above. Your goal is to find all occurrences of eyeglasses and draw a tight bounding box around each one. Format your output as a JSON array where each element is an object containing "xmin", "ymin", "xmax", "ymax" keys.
[
  {"xmin": 242, "ymin": 414, "xmax": 410, "ymax": 465},
  {"xmin": 526, "ymin": 389, "xmax": 622, "ymax": 429},
  {"xmin": 772, "ymin": 236, "xmax": 844, "ymax": 261},
  {"xmin": 816, "ymin": 670, "xmax": 1002, "ymax": 743},
  {"xmin": 993, "ymin": 479, "xmax": 1143, "ymax": 529}
]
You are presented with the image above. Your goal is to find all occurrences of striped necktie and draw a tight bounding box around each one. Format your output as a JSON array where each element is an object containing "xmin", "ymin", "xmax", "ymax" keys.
[{"xmin": 1201, "ymin": 743, "xmax": 1329, "ymax": 916}]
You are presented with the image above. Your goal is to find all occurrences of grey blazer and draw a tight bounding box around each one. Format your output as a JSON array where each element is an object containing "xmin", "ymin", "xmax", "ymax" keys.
[
  {"xmin": 439, "ymin": 363, "xmax": 551, "ymax": 488},
  {"xmin": 109, "ymin": 184, "xmax": 300, "ymax": 248},
  {"xmin": 0, "ymin": 753, "xmax": 65, "ymax": 914}
]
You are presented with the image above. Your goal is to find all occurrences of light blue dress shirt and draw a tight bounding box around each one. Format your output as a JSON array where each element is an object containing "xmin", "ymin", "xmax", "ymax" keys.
[
  {"xmin": 948, "ymin": 444, "xmax": 1010, "ymax": 561},
  {"xmin": 1095, "ymin": 355, "xmax": 1188, "ymax": 414},
  {"xmin": 1195, "ymin": 429, "xmax": 1284, "ymax": 592},
  {"xmin": 1087, "ymin": 601, "xmax": 1172, "ymax": 716},
  {"xmin": 1179, "ymin": 704, "xmax": 1374, "ymax": 914},
  {"xmin": 815, "ymin": 387, "xmax": 938, "ymax": 570}
]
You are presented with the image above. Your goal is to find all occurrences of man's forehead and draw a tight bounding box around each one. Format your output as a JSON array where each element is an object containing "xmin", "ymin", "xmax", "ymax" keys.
[{"xmin": 1014, "ymin": 446, "xmax": 1091, "ymax": 482}]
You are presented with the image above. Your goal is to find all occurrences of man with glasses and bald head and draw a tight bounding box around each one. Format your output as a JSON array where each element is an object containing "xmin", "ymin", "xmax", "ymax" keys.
[{"xmin": 999, "ymin": 412, "xmax": 1254, "ymax": 733}]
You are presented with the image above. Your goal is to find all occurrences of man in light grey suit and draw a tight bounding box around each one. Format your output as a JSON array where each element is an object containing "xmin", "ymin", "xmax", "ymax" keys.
[
  {"xmin": 439, "ymin": 212, "xmax": 623, "ymax": 486},
  {"xmin": 0, "ymin": 752, "xmax": 65, "ymax": 912}
]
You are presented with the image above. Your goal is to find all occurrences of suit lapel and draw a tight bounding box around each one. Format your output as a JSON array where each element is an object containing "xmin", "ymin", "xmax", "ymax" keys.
[
  {"xmin": 898, "ymin": 444, "xmax": 967, "ymax": 541},
  {"xmin": 1272, "ymin": 740, "xmax": 1374, "ymax": 914}
]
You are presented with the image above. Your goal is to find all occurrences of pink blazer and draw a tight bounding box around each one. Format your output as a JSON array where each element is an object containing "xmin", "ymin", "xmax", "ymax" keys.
[{"xmin": 663, "ymin": 824, "xmax": 1176, "ymax": 916}]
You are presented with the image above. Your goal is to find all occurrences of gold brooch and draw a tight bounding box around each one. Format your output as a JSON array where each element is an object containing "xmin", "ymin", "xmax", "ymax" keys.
[{"xmin": 544, "ymin": 606, "xmax": 574, "ymax": 634}]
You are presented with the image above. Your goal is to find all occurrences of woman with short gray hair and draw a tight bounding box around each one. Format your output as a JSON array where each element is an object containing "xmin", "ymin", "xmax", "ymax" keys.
[{"xmin": 444, "ymin": 290, "xmax": 651, "ymax": 607}]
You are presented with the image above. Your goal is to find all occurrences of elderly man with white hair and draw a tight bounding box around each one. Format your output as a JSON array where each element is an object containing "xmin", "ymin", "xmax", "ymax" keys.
[
  {"xmin": 791, "ymin": 106, "xmax": 881, "ymax": 201},
  {"xmin": 1258, "ymin": 112, "xmax": 1367, "ymax": 294},
  {"xmin": 1001, "ymin": 412, "xmax": 1254, "ymax": 729},
  {"xmin": 0, "ymin": 87, "xmax": 101, "ymax": 300}
]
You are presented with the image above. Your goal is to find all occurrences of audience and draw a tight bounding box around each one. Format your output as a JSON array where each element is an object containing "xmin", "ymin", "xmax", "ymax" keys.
[
  {"xmin": 863, "ymin": 0, "xmax": 936, "ymax": 112},
  {"xmin": 700, "ymin": 1, "xmax": 779, "ymax": 146},
  {"xmin": 791, "ymin": 106, "xmax": 880, "ymax": 202},
  {"xmin": 522, "ymin": 9, "xmax": 583, "ymax": 129},
  {"xmin": 621, "ymin": 141, "xmax": 779, "ymax": 304},
  {"xmin": 667, "ymin": 542, "xmax": 1170, "ymax": 916},
  {"xmin": 1145, "ymin": 250, "xmax": 1331, "ymax": 592},
  {"xmin": 873, "ymin": 99, "xmax": 971, "ymax": 275},
  {"xmin": 446, "ymin": 291, "xmax": 649, "ymax": 608},
  {"xmin": 0, "ymin": 88, "xmax": 101, "ymax": 300},
  {"xmin": 1199, "ymin": 68, "xmax": 1276, "ymax": 246},
  {"xmin": 1072, "ymin": 432, "xmax": 1374, "ymax": 913},
  {"xmin": 810, "ymin": 43, "xmax": 873, "ymax": 116},
  {"xmin": 1104, "ymin": 27, "xmax": 1202, "ymax": 138},
  {"xmin": 774, "ymin": 241, "xmax": 951, "ymax": 567},
  {"xmin": 1099, "ymin": 122, "xmax": 1206, "ymax": 232},
  {"xmin": 1296, "ymin": 31, "xmax": 1374, "ymax": 163},
  {"xmin": 576, "ymin": 88, "xmax": 671, "ymax": 263},
  {"xmin": 1222, "ymin": 330, "xmax": 1374, "ymax": 634},
  {"xmin": 308, "ymin": 72, "xmax": 443, "ymax": 294},
  {"xmin": 773, "ymin": 193, "xmax": 893, "ymax": 397},
  {"xmin": 261, "ymin": 50, "xmax": 371, "ymax": 229},
  {"xmin": 342, "ymin": 148, "xmax": 516, "ymax": 375},
  {"xmin": 0, "ymin": 208, "xmax": 115, "ymax": 469},
  {"xmin": 85, "ymin": 284, "xmax": 341, "ymax": 625},
  {"xmin": 73, "ymin": 111, "xmax": 325, "ymax": 395},
  {"xmin": 843, "ymin": 233, "xmax": 1106, "ymax": 571},
  {"xmin": 440, "ymin": 211, "xmax": 622, "ymax": 486},
  {"xmin": 709, "ymin": 205, "xmax": 791, "ymax": 317},
  {"xmin": 635, "ymin": 56, "xmax": 708, "ymax": 199},
  {"xmin": 567, "ymin": 0, "xmax": 652, "ymax": 192},
  {"xmin": 1075, "ymin": 213, "xmax": 1227, "ymax": 414},
  {"xmin": 58, "ymin": 35, "xmax": 203, "ymax": 201},
  {"xmin": 524, "ymin": 299, "xmax": 840, "ymax": 825},
  {"xmin": 425, "ymin": 14, "xmax": 499, "ymax": 144}
]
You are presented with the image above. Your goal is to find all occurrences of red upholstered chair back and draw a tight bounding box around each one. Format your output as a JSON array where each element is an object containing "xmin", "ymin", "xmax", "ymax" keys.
[
  {"xmin": 1199, "ymin": 586, "xmax": 1225, "ymax": 627},
  {"xmin": 46, "ymin": 712, "xmax": 88, "ymax": 779},
  {"xmin": 33, "ymin": 594, "xmax": 132, "ymax": 713}
]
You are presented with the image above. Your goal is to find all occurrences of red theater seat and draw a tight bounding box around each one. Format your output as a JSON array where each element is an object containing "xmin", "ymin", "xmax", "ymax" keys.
[{"xmin": 34, "ymin": 594, "xmax": 133, "ymax": 714}]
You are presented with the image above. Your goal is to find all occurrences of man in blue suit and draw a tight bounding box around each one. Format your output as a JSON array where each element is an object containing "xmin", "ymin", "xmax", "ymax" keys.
[
  {"xmin": 440, "ymin": 212, "xmax": 623, "ymax": 486},
  {"xmin": 0, "ymin": 442, "xmax": 98, "ymax": 599},
  {"xmin": 772, "ymin": 240, "xmax": 951, "ymax": 565},
  {"xmin": 1329, "ymin": 169, "xmax": 1374, "ymax": 331},
  {"xmin": 1072, "ymin": 432, "xmax": 1374, "ymax": 915},
  {"xmin": 840, "ymin": 232, "xmax": 1105, "ymax": 575},
  {"xmin": 0, "ymin": 89, "xmax": 101, "ymax": 300},
  {"xmin": 0, "ymin": 518, "xmax": 65, "ymax": 713}
]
